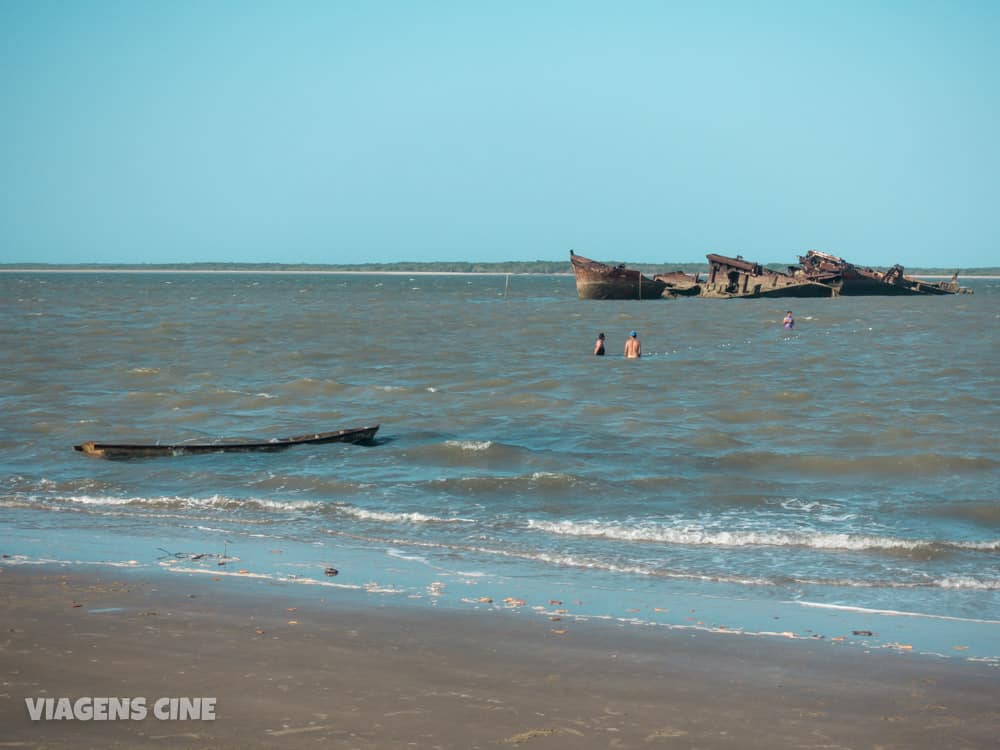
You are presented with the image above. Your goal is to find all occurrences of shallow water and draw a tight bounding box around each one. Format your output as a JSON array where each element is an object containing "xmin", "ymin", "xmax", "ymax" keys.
[{"xmin": 2, "ymin": 271, "xmax": 998, "ymax": 660}]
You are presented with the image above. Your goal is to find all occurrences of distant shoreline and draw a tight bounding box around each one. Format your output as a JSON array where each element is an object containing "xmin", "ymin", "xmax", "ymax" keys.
[
  {"xmin": 0, "ymin": 268, "xmax": 996, "ymax": 279},
  {"xmin": 0, "ymin": 268, "xmax": 571, "ymax": 277}
]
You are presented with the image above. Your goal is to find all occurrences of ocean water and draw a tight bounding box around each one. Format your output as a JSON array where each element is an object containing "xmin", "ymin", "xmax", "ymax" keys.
[{"xmin": 2, "ymin": 271, "xmax": 998, "ymax": 661}]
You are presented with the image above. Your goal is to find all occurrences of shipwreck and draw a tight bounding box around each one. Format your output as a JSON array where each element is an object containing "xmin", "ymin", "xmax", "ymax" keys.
[
  {"xmin": 796, "ymin": 250, "xmax": 971, "ymax": 296},
  {"xmin": 569, "ymin": 250, "xmax": 701, "ymax": 300},
  {"xmin": 569, "ymin": 250, "xmax": 970, "ymax": 300},
  {"xmin": 701, "ymin": 254, "xmax": 834, "ymax": 299}
]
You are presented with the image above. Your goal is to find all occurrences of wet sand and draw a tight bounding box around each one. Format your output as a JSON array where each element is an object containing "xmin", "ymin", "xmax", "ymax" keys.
[{"xmin": 1, "ymin": 567, "xmax": 997, "ymax": 749}]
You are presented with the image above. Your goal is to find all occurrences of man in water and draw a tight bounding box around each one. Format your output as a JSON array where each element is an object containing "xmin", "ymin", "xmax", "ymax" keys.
[
  {"xmin": 594, "ymin": 332, "xmax": 606, "ymax": 356},
  {"xmin": 624, "ymin": 330, "xmax": 641, "ymax": 358},
  {"xmin": 783, "ymin": 310, "xmax": 795, "ymax": 330}
]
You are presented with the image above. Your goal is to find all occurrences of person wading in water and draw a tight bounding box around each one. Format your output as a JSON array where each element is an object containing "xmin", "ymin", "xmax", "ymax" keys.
[{"xmin": 624, "ymin": 331, "xmax": 641, "ymax": 359}]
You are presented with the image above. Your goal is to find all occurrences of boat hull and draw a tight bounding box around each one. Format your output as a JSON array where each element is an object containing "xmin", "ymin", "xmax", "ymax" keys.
[
  {"xmin": 570, "ymin": 252, "xmax": 667, "ymax": 300},
  {"xmin": 703, "ymin": 253, "xmax": 835, "ymax": 299},
  {"xmin": 75, "ymin": 425, "xmax": 380, "ymax": 459},
  {"xmin": 797, "ymin": 251, "xmax": 967, "ymax": 296}
]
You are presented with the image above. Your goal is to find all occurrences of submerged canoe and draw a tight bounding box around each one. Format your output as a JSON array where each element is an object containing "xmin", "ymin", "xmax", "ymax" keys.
[{"xmin": 74, "ymin": 424, "xmax": 380, "ymax": 459}]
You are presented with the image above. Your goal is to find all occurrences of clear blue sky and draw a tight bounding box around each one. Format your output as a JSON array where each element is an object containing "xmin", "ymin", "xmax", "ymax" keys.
[{"xmin": 1, "ymin": 0, "xmax": 997, "ymax": 267}]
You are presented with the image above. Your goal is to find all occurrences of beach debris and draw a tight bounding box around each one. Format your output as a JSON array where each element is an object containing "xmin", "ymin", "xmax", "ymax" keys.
[
  {"xmin": 852, "ymin": 630, "xmax": 874, "ymax": 637},
  {"xmin": 323, "ymin": 567, "xmax": 338, "ymax": 577}
]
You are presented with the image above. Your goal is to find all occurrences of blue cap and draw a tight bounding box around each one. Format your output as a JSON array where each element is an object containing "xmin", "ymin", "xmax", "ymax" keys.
[{"xmin": 630, "ymin": 331, "xmax": 637, "ymax": 337}]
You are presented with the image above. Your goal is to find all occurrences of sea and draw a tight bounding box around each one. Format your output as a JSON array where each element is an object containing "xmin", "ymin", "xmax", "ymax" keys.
[{"xmin": 2, "ymin": 270, "xmax": 998, "ymax": 663}]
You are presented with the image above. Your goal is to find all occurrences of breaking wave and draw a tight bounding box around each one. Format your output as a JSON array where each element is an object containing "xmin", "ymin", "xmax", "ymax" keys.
[
  {"xmin": 444, "ymin": 440, "xmax": 493, "ymax": 451},
  {"xmin": 525, "ymin": 519, "xmax": 999, "ymax": 553},
  {"xmin": 337, "ymin": 506, "xmax": 473, "ymax": 524},
  {"xmin": 12, "ymin": 493, "xmax": 324, "ymax": 513}
]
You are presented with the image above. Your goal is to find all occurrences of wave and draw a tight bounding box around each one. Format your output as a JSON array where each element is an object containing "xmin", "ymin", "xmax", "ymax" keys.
[
  {"xmin": 6, "ymin": 491, "xmax": 473, "ymax": 527},
  {"xmin": 337, "ymin": 506, "xmax": 473, "ymax": 525},
  {"xmin": 327, "ymin": 531, "xmax": 1000, "ymax": 593},
  {"xmin": 428, "ymin": 472, "xmax": 584, "ymax": 495},
  {"xmin": 444, "ymin": 440, "xmax": 493, "ymax": 451},
  {"xmin": 10, "ymin": 493, "xmax": 324, "ymax": 513},
  {"xmin": 525, "ymin": 519, "xmax": 999, "ymax": 554}
]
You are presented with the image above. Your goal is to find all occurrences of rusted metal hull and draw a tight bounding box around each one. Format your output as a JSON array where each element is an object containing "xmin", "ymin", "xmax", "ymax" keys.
[
  {"xmin": 568, "ymin": 249, "xmax": 970, "ymax": 300},
  {"xmin": 75, "ymin": 425, "xmax": 380, "ymax": 459},
  {"xmin": 702, "ymin": 254, "xmax": 835, "ymax": 299},
  {"xmin": 797, "ymin": 250, "xmax": 970, "ymax": 295},
  {"xmin": 569, "ymin": 251, "xmax": 667, "ymax": 300},
  {"xmin": 652, "ymin": 270, "xmax": 703, "ymax": 296}
]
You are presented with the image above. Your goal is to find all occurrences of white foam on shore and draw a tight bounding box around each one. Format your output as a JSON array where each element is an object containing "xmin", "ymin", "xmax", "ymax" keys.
[
  {"xmin": 792, "ymin": 600, "xmax": 1000, "ymax": 625},
  {"xmin": 0, "ymin": 556, "xmax": 143, "ymax": 568},
  {"xmin": 159, "ymin": 564, "xmax": 404, "ymax": 594},
  {"xmin": 32, "ymin": 493, "xmax": 324, "ymax": 512}
]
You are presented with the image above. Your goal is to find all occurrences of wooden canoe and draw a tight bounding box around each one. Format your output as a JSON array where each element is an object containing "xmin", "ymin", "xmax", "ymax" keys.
[{"xmin": 74, "ymin": 424, "xmax": 380, "ymax": 459}]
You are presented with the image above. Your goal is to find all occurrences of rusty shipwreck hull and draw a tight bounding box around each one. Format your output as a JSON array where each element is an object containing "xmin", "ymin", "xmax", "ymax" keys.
[
  {"xmin": 702, "ymin": 254, "xmax": 835, "ymax": 299},
  {"xmin": 797, "ymin": 250, "xmax": 970, "ymax": 296},
  {"xmin": 569, "ymin": 251, "xmax": 668, "ymax": 300},
  {"xmin": 652, "ymin": 270, "xmax": 703, "ymax": 296},
  {"xmin": 568, "ymin": 248, "xmax": 970, "ymax": 300}
]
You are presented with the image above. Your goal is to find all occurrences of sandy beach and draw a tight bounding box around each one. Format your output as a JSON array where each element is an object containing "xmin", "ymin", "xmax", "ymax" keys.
[{"xmin": 1, "ymin": 566, "xmax": 997, "ymax": 749}]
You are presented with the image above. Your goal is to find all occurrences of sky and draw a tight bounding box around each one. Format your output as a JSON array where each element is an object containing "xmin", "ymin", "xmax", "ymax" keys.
[{"xmin": 1, "ymin": 0, "xmax": 997, "ymax": 267}]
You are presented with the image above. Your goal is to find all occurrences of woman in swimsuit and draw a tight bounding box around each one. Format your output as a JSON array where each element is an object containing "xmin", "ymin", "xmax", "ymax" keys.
[{"xmin": 594, "ymin": 332, "xmax": 606, "ymax": 356}]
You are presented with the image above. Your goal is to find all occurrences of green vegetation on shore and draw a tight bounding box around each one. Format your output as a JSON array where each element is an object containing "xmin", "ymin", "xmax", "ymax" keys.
[{"xmin": 2, "ymin": 260, "xmax": 996, "ymax": 275}]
